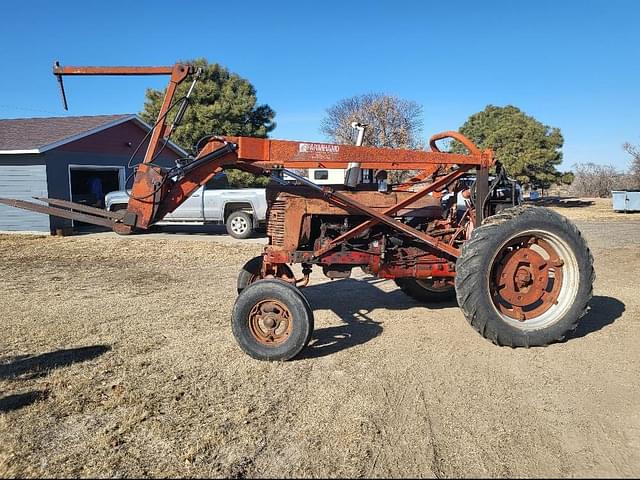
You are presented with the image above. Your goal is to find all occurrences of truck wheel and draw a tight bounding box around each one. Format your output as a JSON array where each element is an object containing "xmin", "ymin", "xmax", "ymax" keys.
[
  {"xmin": 455, "ymin": 206, "xmax": 594, "ymax": 347},
  {"xmin": 237, "ymin": 256, "xmax": 294, "ymax": 294},
  {"xmin": 232, "ymin": 279, "xmax": 314, "ymax": 361},
  {"xmin": 395, "ymin": 278, "xmax": 456, "ymax": 303},
  {"xmin": 226, "ymin": 211, "xmax": 253, "ymax": 239}
]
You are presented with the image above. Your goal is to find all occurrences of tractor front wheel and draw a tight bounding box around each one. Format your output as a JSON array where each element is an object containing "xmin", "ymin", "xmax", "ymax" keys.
[
  {"xmin": 455, "ymin": 206, "xmax": 594, "ymax": 347},
  {"xmin": 232, "ymin": 279, "xmax": 314, "ymax": 361}
]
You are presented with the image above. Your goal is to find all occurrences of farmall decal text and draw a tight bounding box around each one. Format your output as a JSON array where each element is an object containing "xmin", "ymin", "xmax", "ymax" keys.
[{"xmin": 298, "ymin": 143, "xmax": 340, "ymax": 154}]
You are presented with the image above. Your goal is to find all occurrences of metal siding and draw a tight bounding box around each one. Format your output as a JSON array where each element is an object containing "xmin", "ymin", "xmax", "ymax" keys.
[
  {"xmin": 0, "ymin": 164, "xmax": 49, "ymax": 232},
  {"xmin": 612, "ymin": 191, "xmax": 627, "ymax": 211},
  {"xmin": 612, "ymin": 190, "xmax": 640, "ymax": 212},
  {"xmin": 627, "ymin": 192, "xmax": 640, "ymax": 211}
]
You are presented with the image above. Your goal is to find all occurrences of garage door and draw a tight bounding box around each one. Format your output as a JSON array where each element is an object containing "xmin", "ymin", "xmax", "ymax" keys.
[{"xmin": 0, "ymin": 164, "xmax": 49, "ymax": 233}]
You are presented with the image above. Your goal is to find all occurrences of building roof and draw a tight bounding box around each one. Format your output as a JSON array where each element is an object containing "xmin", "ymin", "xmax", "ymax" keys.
[{"xmin": 0, "ymin": 114, "xmax": 188, "ymax": 156}]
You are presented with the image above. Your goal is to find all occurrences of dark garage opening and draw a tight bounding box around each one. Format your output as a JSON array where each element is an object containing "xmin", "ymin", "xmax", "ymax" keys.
[
  {"xmin": 69, "ymin": 168, "xmax": 121, "ymax": 230},
  {"xmin": 70, "ymin": 168, "xmax": 121, "ymax": 208}
]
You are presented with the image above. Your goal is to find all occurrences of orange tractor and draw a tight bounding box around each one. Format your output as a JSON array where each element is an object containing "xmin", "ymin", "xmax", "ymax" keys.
[{"xmin": 0, "ymin": 63, "xmax": 594, "ymax": 360}]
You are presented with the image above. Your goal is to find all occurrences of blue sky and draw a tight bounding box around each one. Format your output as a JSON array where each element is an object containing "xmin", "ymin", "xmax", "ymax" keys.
[{"xmin": 1, "ymin": 0, "xmax": 638, "ymax": 171}]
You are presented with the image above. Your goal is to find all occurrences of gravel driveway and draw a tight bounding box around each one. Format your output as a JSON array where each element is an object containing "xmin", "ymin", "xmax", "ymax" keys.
[{"xmin": 0, "ymin": 215, "xmax": 638, "ymax": 477}]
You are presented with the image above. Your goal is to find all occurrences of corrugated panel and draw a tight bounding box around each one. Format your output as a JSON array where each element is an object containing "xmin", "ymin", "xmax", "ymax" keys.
[
  {"xmin": 612, "ymin": 190, "xmax": 640, "ymax": 212},
  {"xmin": 627, "ymin": 192, "xmax": 640, "ymax": 211},
  {"xmin": 612, "ymin": 191, "xmax": 627, "ymax": 211},
  {"xmin": 0, "ymin": 165, "xmax": 49, "ymax": 232}
]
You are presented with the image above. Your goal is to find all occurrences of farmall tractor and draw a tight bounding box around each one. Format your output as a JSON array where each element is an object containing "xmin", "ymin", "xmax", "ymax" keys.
[{"xmin": 0, "ymin": 63, "xmax": 594, "ymax": 361}]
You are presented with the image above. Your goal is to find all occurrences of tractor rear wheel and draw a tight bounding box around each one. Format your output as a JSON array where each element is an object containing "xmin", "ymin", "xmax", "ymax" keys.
[
  {"xmin": 237, "ymin": 256, "xmax": 295, "ymax": 294},
  {"xmin": 395, "ymin": 278, "xmax": 456, "ymax": 303},
  {"xmin": 232, "ymin": 279, "xmax": 314, "ymax": 361},
  {"xmin": 455, "ymin": 205, "xmax": 594, "ymax": 347}
]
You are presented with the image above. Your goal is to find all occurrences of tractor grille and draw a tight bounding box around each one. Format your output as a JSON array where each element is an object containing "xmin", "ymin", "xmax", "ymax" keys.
[{"xmin": 267, "ymin": 200, "xmax": 287, "ymax": 246}]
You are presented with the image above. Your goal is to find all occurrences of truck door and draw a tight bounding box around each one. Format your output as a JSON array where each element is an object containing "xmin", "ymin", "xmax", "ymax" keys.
[
  {"xmin": 164, "ymin": 186, "xmax": 204, "ymax": 220},
  {"xmin": 202, "ymin": 173, "xmax": 229, "ymax": 221}
]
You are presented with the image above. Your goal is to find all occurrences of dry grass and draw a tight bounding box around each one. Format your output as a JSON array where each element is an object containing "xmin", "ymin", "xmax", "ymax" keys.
[
  {"xmin": 542, "ymin": 196, "xmax": 640, "ymax": 222},
  {"xmin": 1, "ymin": 220, "xmax": 639, "ymax": 477}
]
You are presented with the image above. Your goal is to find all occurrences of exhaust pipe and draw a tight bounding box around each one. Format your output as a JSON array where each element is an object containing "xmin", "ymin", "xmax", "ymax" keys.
[{"xmin": 344, "ymin": 122, "xmax": 367, "ymax": 188}]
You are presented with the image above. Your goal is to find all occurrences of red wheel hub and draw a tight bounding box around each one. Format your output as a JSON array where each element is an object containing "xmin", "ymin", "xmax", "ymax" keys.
[
  {"xmin": 248, "ymin": 299, "xmax": 292, "ymax": 345},
  {"xmin": 491, "ymin": 236, "xmax": 564, "ymax": 321}
]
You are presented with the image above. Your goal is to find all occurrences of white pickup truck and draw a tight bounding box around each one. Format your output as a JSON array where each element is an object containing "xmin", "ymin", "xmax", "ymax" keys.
[{"xmin": 104, "ymin": 173, "xmax": 268, "ymax": 238}]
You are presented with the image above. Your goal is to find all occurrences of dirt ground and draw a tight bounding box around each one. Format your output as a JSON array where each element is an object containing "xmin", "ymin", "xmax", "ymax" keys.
[{"xmin": 1, "ymin": 204, "xmax": 639, "ymax": 478}]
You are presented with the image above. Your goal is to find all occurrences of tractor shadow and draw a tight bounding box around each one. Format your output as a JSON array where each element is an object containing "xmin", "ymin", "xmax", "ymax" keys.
[
  {"xmin": 0, "ymin": 345, "xmax": 110, "ymax": 413},
  {"xmin": 298, "ymin": 277, "xmax": 455, "ymax": 359},
  {"xmin": 0, "ymin": 345, "xmax": 110, "ymax": 414},
  {"xmin": 297, "ymin": 277, "xmax": 624, "ymax": 358},
  {"xmin": 568, "ymin": 295, "xmax": 625, "ymax": 340},
  {"xmin": 0, "ymin": 345, "xmax": 111, "ymax": 380},
  {"xmin": 0, "ymin": 391, "xmax": 49, "ymax": 413}
]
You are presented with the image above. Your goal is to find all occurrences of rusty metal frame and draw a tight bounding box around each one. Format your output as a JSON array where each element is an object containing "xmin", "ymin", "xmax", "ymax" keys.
[
  {"xmin": 311, "ymin": 166, "xmax": 474, "ymax": 259},
  {"xmin": 51, "ymin": 62, "xmax": 193, "ymax": 230},
  {"xmin": 0, "ymin": 197, "xmax": 116, "ymax": 228}
]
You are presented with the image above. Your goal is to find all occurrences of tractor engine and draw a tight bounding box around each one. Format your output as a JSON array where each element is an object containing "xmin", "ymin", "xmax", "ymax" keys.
[{"xmin": 265, "ymin": 184, "xmax": 463, "ymax": 281}]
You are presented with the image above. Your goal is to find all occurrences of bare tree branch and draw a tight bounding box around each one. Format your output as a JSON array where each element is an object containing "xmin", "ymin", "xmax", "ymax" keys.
[
  {"xmin": 570, "ymin": 163, "xmax": 632, "ymax": 197},
  {"xmin": 623, "ymin": 141, "xmax": 640, "ymax": 189},
  {"xmin": 320, "ymin": 93, "xmax": 424, "ymax": 182}
]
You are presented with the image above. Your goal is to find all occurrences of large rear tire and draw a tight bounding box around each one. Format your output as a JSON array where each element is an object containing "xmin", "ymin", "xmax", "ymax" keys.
[
  {"xmin": 232, "ymin": 279, "xmax": 314, "ymax": 361},
  {"xmin": 455, "ymin": 205, "xmax": 594, "ymax": 347}
]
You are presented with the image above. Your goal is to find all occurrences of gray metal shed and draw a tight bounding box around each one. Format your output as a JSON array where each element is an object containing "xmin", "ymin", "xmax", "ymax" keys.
[
  {"xmin": 612, "ymin": 190, "xmax": 640, "ymax": 212},
  {"xmin": 0, "ymin": 115, "xmax": 186, "ymax": 233}
]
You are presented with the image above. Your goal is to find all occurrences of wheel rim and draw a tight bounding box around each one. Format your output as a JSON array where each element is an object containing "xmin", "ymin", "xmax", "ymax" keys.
[
  {"xmin": 248, "ymin": 299, "xmax": 293, "ymax": 345},
  {"xmin": 488, "ymin": 230, "xmax": 579, "ymax": 330},
  {"xmin": 231, "ymin": 216, "xmax": 248, "ymax": 235}
]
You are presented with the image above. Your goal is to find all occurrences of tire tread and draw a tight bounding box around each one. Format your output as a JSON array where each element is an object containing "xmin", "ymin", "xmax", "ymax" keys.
[{"xmin": 455, "ymin": 205, "xmax": 594, "ymax": 347}]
